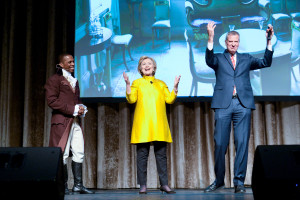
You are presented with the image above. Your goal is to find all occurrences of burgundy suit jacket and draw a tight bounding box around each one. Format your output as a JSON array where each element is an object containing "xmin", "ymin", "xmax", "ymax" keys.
[{"xmin": 44, "ymin": 73, "xmax": 82, "ymax": 152}]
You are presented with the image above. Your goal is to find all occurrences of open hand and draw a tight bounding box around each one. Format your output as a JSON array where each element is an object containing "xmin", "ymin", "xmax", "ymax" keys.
[
  {"xmin": 207, "ymin": 21, "xmax": 216, "ymax": 37},
  {"xmin": 174, "ymin": 75, "xmax": 181, "ymax": 94},
  {"xmin": 123, "ymin": 72, "xmax": 130, "ymax": 85}
]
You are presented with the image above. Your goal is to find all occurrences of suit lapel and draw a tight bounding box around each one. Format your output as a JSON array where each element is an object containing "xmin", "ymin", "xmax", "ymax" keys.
[
  {"xmin": 235, "ymin": 52, "xmax": 240, "ymax": 68},
  {"xmin": 61, "ymin": 77, "xmax": 76, "ymax": 93},
  {"xmin": 223, "ymin": 50, "xmax": 235, "ymax": 70}
]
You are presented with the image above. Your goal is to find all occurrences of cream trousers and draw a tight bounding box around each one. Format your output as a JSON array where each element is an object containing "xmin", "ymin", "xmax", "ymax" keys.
[{"xmin": 63, "ymin": 119, "xmax": 84, "ymax": 164}]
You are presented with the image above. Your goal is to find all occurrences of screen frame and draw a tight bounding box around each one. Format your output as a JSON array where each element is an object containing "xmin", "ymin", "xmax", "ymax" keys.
[{"xmin": 75, "ymin": 0, "xmax": 300, "ymax": 103}]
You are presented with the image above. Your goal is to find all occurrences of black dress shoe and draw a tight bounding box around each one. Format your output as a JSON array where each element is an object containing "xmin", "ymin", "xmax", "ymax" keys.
[
  {"xmin": 234, "ymin": 185, "xmax": 246, "ymax": 193},
  {"xmin": 204, "ymin": 183, "xmax": 224, "ymax": 192},
  {"xmin": 73, "ymin": 184, "xmax": 95, "ymax": 194}
]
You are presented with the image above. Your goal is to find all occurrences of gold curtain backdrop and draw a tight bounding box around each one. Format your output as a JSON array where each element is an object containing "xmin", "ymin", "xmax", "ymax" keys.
[{"xmin": 1, "ymin": 0, "xmax": 300, "ymax": 189}]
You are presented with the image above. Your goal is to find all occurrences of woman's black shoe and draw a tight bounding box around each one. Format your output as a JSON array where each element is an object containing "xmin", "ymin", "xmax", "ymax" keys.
[
  {"xmin": 139, "ymin": 185, "xmax": 147, "ymax": 194},
  {"xmin": 160, "ymin": 185, "xmax": 176, "ymax": 194}
]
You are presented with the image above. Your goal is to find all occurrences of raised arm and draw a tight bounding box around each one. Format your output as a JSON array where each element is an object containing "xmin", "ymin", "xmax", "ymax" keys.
[
  {"xmin": 123, "ymin": 72, "xmax": 138, "ymax": 104},
  {"xmin": 206, "ymin": 22, "xmax": 218, "ymax": 69},
  {"xmin": 266, "ymin": 24, "xmax": 274, "ymax": 47},
  {"xmin": 123, "ymin": 72, "xmax": 131, "ymax": 94},
  {"xmin": 173, "ymin": 75, "xmax": 181, "ymax": 95},
  {"xmin": 207, "ymin": 21, "xmax": 216, "ymax": 45}
]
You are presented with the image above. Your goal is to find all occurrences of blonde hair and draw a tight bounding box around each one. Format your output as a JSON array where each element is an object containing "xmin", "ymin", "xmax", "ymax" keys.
[{"xmin": 137, "ymin": 56, "xmax": 157, "ymax": 76}]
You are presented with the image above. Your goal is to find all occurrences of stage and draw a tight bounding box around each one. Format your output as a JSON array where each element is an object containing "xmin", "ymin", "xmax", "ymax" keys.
[{"xmin": 65, "ymin": 188, "xmax": 254, "ymax": 200}]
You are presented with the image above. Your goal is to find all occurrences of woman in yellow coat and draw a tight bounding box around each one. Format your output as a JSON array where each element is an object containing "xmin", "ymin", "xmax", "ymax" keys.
[{"xmin": 123, "ymin": 56, "xmax": 181, "ymax": 194}]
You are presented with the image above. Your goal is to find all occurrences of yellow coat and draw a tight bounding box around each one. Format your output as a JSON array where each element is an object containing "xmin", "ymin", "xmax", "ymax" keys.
[{"xmin": 126, "ymin": 76, "xmax": 177, "ymax": 144}]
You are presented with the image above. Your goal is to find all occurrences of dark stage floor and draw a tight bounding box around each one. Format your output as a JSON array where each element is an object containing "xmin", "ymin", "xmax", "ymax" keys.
[{"xmin": 65, "ymin": 188, "xmax": 254, "ymax": 200}]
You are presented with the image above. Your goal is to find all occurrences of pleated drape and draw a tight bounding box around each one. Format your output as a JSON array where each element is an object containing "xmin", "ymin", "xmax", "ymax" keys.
[{"xmin": 0, "ymin": 0, "xmax": 300, "ymax": 189}]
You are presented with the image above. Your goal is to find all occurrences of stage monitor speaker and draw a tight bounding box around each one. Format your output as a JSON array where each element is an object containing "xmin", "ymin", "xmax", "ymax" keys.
[
  {"xmin": 0, "ymin": 147, "xmax": 64, "ymax": 200},
  {"xmin": 252, "ymin": 145, "xmax": 300, "ymax": 200}
]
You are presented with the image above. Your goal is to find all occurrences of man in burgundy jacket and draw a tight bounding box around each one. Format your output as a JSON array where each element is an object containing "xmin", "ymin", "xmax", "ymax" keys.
[{"xmin": 44, "ymin": 53, "xmax": 93, "ymax": 195}]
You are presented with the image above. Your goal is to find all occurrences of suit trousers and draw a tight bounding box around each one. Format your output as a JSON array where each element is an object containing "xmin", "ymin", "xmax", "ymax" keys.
[
  {"xmin": 136, "ymin": 141, "xmax": 168, "ymax": 186},
  {"xmin": 214, "ymin": 97, "xmax": 251, "ymax": 186}
]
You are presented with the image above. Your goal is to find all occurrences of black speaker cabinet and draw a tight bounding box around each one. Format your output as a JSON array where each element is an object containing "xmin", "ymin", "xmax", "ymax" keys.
[
  {"xmin": 252, "ymin": 145, "xmax": 300, "ymax": 200},
  {"xmin": 0, "ymin": 147, "xmax": 64, "ymax": 200}
]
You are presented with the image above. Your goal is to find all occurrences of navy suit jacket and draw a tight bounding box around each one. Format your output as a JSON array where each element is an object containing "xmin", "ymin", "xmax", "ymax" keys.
[{"xmin": 206, "ymin": 48, "xmax": 273, "ymax": 109}]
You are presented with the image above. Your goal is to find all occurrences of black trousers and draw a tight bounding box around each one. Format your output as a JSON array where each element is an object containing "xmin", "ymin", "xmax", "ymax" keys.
[{"xmin": 136, "ymin": 141, "xmax": 168, "ymax": 186}]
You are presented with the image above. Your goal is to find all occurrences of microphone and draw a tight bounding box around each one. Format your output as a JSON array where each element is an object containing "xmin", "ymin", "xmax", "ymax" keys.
[
  {"xmin": 56, "ymin": 64, "xmax": 63, "ymax": 75},
  {"xmin": 56, "ymin": 64, "xmax": 62, "ymax": 69},
  {"xmin": 150, "ymin": 81, "xmax": 153, "ymax": 84},
  {"xmin": 267, "ymin": 24, "xmax": 272, "ymax": 40}
]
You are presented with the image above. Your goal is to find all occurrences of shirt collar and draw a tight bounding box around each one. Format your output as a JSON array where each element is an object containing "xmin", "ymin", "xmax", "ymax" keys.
[
  {"xmin": 143, "ymin": 75, "xmax": 155, "ymax": 81},
  {"xmin": 62, "ymin": 69, "xmax": 72, "ymax": 77}
]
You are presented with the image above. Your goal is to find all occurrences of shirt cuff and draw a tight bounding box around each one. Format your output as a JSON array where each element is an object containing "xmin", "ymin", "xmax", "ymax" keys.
[
  {"xmin": 207, "ymin": 42, "xmax": 213, "ymax": 50},
  {"xmin": 267, "ymin": 44, "xmax": 272, "ymax": 51}
]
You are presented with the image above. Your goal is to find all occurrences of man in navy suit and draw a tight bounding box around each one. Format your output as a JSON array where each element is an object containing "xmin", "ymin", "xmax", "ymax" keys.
[{"xmin": 204, "ymin": 22, "xmax": 274, "ymax": 193}]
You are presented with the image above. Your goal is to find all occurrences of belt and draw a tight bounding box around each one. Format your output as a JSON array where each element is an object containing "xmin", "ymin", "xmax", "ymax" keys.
[{"xmin": 232, "ymin": 94, "xmax": 238, "ymax": 99}]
